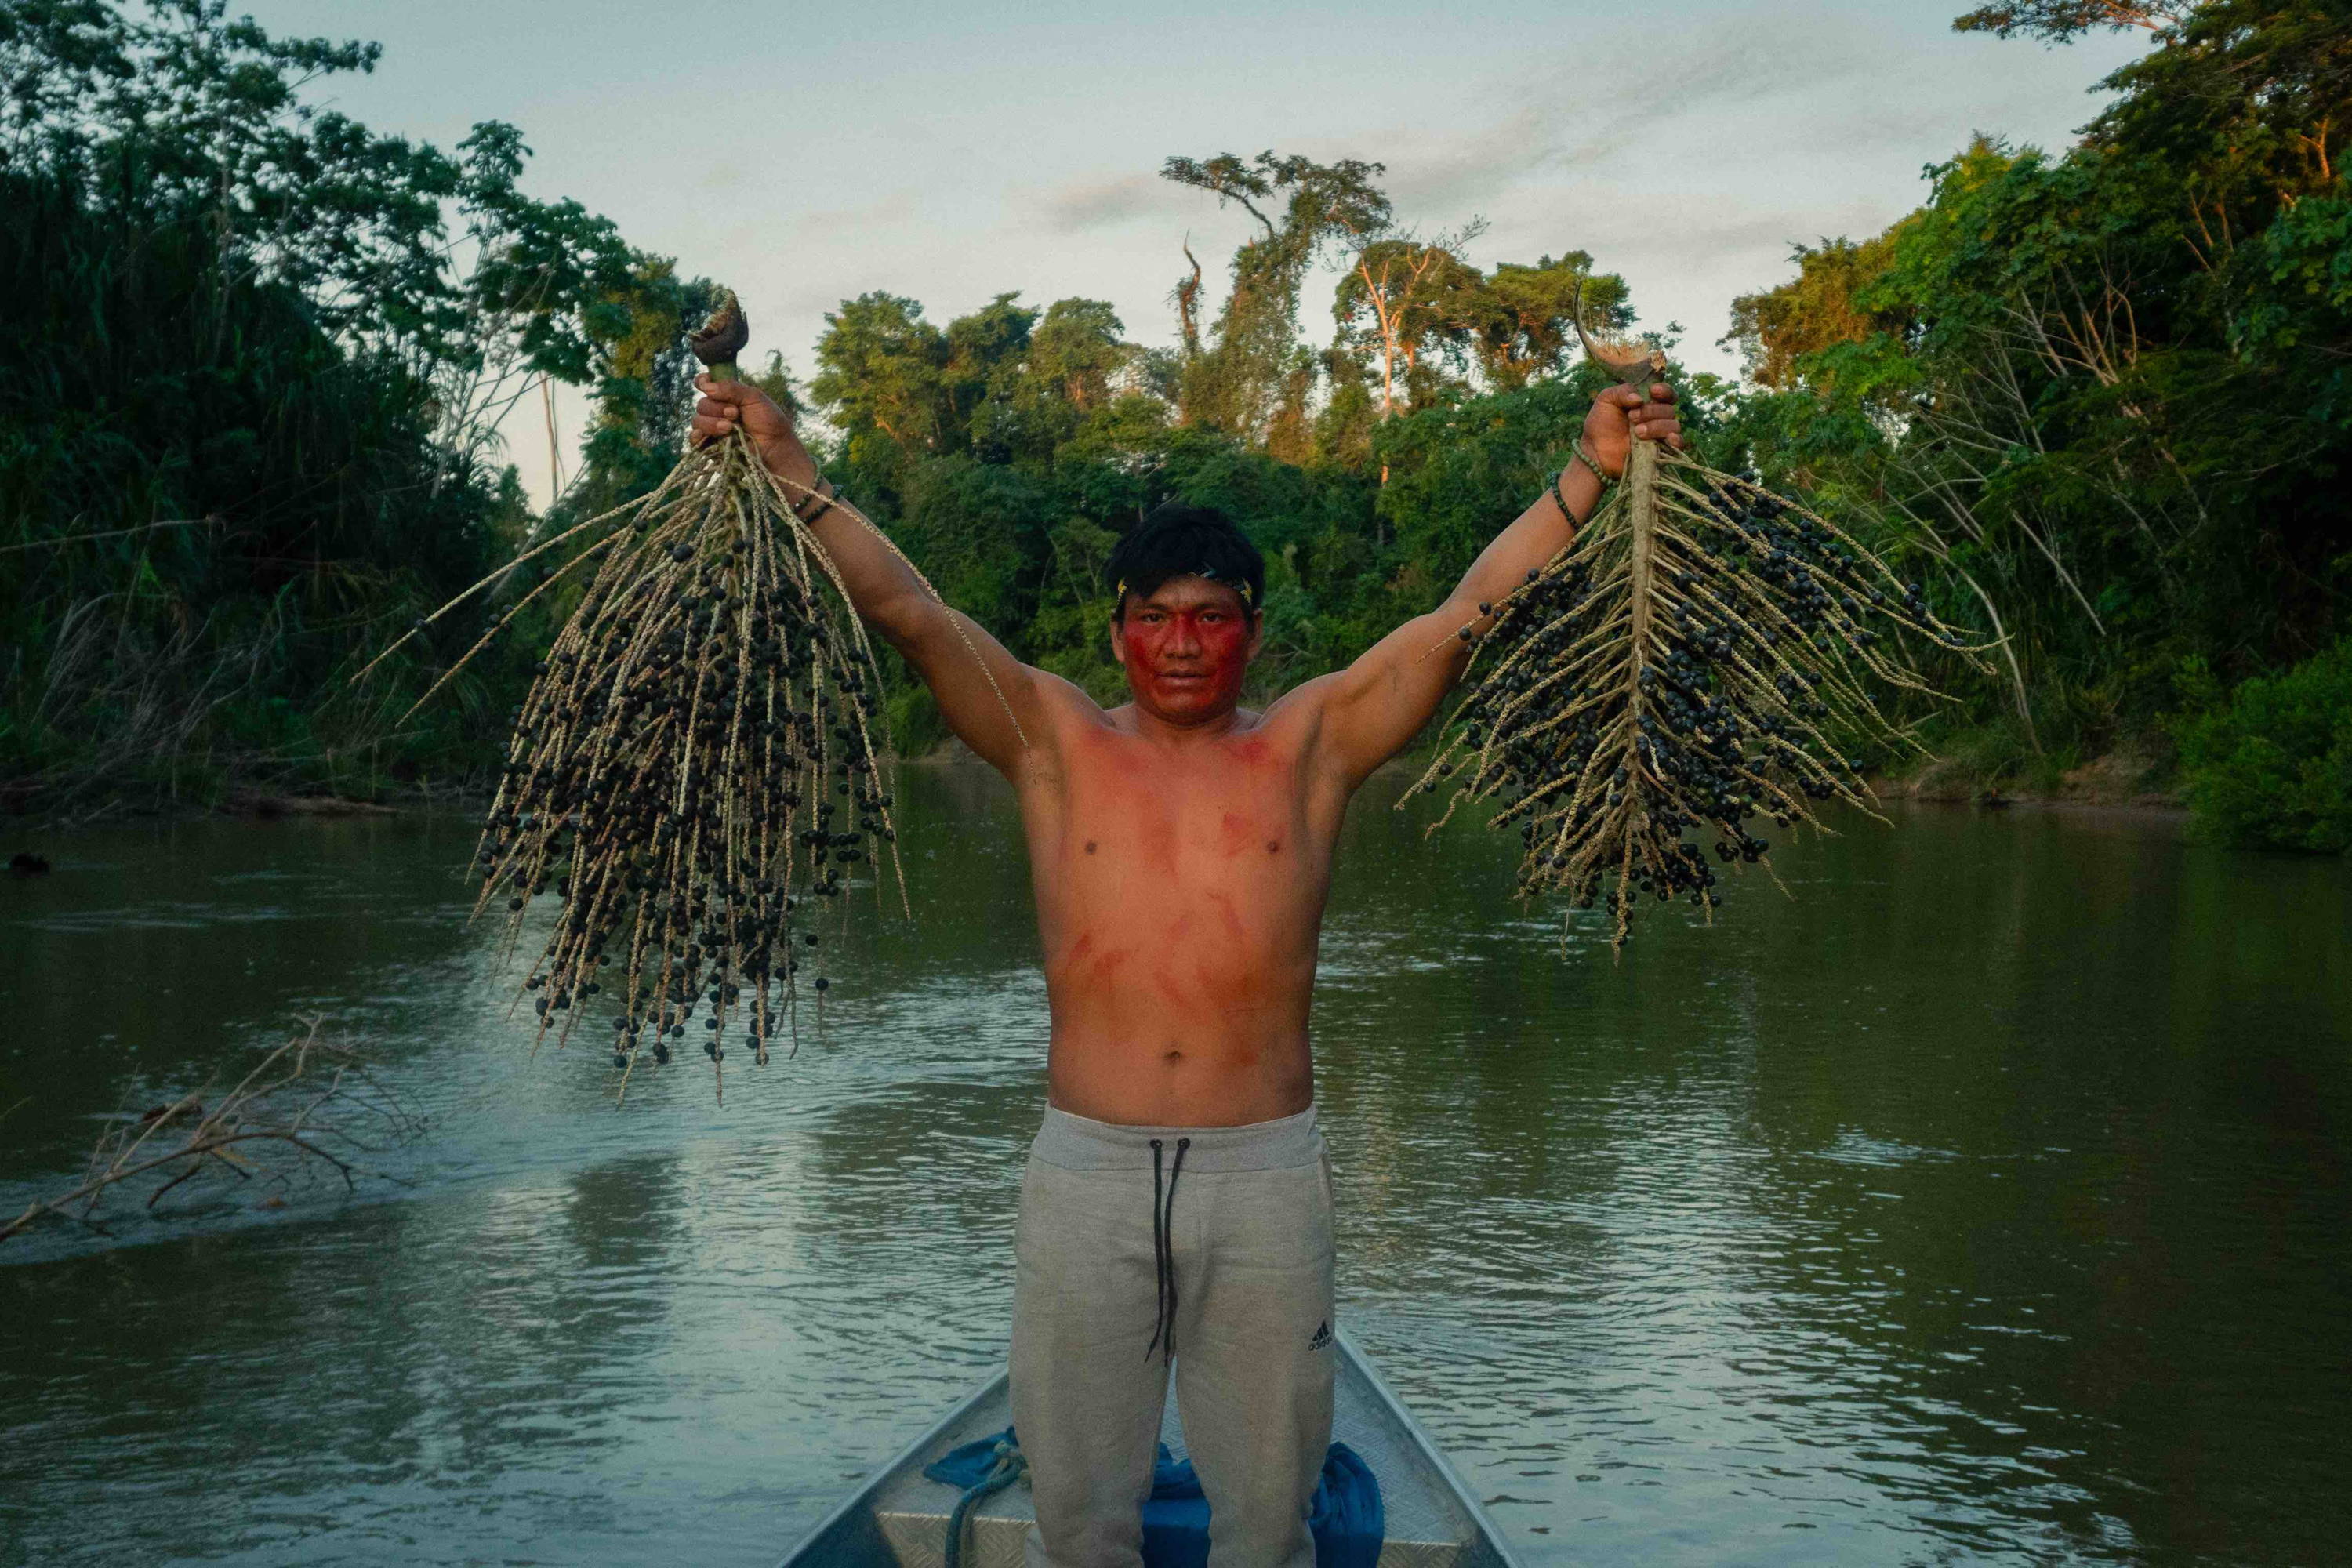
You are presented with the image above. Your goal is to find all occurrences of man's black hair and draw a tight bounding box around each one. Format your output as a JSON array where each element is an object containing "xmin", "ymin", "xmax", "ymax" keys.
[{"xmin": 1105, "ymin": 503, "xmax": 1265, "ymax": 621}]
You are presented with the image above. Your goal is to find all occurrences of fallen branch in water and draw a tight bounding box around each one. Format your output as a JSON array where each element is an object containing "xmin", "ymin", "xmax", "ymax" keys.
[{"xmin": 0, "ymin": 1020, "xmax": 424, "ymax": 1245}]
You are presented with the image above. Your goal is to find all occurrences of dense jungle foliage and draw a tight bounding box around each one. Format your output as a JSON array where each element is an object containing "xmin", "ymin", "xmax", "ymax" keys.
[
  {"xmin": 2, "ymin": 0, "xmax": 2345, "ymax": 849},
  {"xmin": 0, "ymin": 0, "xmax": 681, "ymax": 812},
  {"xmin": 1721, "ymin": 0, "xmax": 2352, "ymax": 842}
]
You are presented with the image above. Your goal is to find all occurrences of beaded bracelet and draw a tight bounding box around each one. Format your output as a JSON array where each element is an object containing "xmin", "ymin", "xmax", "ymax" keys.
[
  {"xmin": 791, "ymin": 479, "xmax": 838, "ymax": 525},
  {"xmin": 1552, "ymin": 439, "xmax": 1613, "ymax": 525}
]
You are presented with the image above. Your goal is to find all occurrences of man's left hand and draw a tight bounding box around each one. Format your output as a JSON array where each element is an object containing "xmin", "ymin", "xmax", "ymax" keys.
[{"xmin": 1582, "ymin": 381, "xmax": 1685, "ymax": 480}]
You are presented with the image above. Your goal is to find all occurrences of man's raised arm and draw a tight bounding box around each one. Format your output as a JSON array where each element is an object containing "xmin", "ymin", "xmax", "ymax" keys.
[
  {"xmin": 691, "ymin": 376, "xmax": 1051, "ymax": 778},
  {"xmin": 1303, "ymin": 381, "xmax": 1684, "ymax": 787}
]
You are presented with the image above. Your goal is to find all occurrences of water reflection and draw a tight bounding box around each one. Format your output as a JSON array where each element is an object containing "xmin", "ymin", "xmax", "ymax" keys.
[{"xmin": 2, "ymin": 776, "xmax": 2347, "ymax": 1566}]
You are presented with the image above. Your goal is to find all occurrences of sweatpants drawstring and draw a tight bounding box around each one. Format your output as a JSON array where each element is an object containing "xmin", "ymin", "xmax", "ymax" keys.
[
  {"xmin": 1147, "ymin": 1140, "xmax": 1166, "ymax": 1359},
  {"xmin": 1145, "ymin": 1136, "xmax": 1191, "ymax": 1363}
]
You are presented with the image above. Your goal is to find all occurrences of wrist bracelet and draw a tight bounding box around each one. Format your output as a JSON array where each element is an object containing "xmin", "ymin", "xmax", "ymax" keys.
[
  {"xmin": 790, "ymin": 479, "xmax": 837, "ymax": 525},
  {"xmin": 1553, "ymin": 445, "xmax": 1605, "ymax": 520},
  {"xmin": 1574, "ymin": 437, "xmax": 1614, "ymax": 488},
  {"xmin": 1551, "ymin": 466, "xmax": 1577, "ymax": 526}
]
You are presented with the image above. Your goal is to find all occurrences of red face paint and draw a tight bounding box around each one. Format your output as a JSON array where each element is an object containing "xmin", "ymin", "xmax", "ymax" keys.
[{"xmin": 1114, "ymin": 579, "xmax": 1255, "ymax": 724}]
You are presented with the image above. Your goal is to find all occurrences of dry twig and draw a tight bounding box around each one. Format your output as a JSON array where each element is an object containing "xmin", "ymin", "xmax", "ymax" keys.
[{"xmin": 0, "ymin": 1020, "xmax": 423, "ymax": 1245}]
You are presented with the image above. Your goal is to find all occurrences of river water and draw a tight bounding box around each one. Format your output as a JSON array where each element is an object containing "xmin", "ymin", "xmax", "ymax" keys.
[{"xmin": 2, "ymin": 766, "xmax": 2347, "ymax": 1566}]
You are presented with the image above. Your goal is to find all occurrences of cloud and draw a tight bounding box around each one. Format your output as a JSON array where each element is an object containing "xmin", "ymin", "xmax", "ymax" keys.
[
  {"xmin": 1349, "ymin": 15, "xmax": 1916, "ymax": 218},
  {"xmin": 1029, "ymin": 20, "xmax": 1907, "ymax": 249},
  {"xmin": 1512, "ymin": 188, "xmax": 1900, "ymax": 263},
  {"xmin": 794, "ymin": 189, "xmax": 920, "ymax": 232},
  {"xmin": 1024, "ymin": 171, "xmax": 1189, "ymax": 234},
  {"xmin": 1370, "ymin": 109, "xmax": 1560, "ymax": 212}
]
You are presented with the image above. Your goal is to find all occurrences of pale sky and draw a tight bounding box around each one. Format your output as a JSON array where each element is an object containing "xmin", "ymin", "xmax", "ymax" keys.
[{"xmin": 242, "ymin": 2, "xmax": 2150, "ymax": 507}]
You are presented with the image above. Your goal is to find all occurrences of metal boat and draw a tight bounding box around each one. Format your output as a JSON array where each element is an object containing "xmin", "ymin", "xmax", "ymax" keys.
[{"xmin": 776, "ymin": 1330, "xmax": 1524, "ymax": 1567}]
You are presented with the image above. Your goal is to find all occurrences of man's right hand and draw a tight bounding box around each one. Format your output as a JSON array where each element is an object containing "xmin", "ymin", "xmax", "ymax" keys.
[{"xmin": 691, "ymin": 375, "xmax": 820, "ymax": 495}]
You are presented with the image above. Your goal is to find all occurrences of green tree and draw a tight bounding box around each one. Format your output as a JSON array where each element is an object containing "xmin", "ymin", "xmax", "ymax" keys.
[
  {"xmin": 1722, "ymin": 230, "xmax": 1913, "ymax": 390},
  {"xmin": 1470, "ymin": 253, "xmax": 1627, "ymax": 392},
  {"xmin": 1950, "ymin": 1, "xmax": 2196, "ymax": 41},
  {"xmin": 811, "ymin": 292, "xmax": 953, "ymax": 459},
  {"xmin": 1709, "ymin": 1, "xmax": 2350, "ymax": 813},
  {"xmin": 564, "ymin": 260, "xmax": 718, "ymax": 512},
  {"xmin": 0, "ymin": 162, "xmax": 517, "ymax": 807},
  {"xmin": 0, "ymin": 0, "xmax": 674, "ymax": 809},
  {"xmin": 1022, "ymin": 299, "xmax": 1132, "ymax": 421},
  {"xmin": 1160, "ymin": 150, "xmax": 1392, "ymax": 438},
  {"xmin": 0, "ymin": 0, "xmax": 645, "ymax": 458},
  {"xmin": 2172, "ymin": 638, "xmax": 2352, "ymax": 851},
  {"xmin": 946, "ymin": 292, "xmax": 1040, "ymax": 461},
  {"xmin": 1332, "ymin": 227, "xmax": 1488, "ymax": 419}
]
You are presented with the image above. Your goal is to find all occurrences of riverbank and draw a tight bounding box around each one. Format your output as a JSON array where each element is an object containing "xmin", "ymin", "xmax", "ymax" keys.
[
  {"xmin": 1878, "ymin": 743, "xmax": 2187, "ymax": 813},
  {"xmin": 0, "ymin": 779, "xmax": 484, "ymax": 843}
]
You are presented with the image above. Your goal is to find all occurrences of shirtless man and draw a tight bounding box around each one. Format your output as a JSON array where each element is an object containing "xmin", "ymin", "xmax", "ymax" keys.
[{"xmin": 692, "ymin": 372, "xmax": 1683, "ymax": 1568}]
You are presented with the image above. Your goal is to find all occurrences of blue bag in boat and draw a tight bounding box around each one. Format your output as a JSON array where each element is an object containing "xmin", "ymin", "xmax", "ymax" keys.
[{"xmin": 923, "ymin": 1427, "xmax": 1384, "ymax": 1568}]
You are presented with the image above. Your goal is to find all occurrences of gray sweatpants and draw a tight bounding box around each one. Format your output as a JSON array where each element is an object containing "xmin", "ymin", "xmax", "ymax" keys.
[{"xmin": 1010, "ymin": 1104, "xmax": 1336, "ymax": 1568}]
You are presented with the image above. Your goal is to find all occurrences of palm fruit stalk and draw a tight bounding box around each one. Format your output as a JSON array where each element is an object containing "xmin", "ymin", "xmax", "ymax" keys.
[
  {"xmin": 1406, "ymin": 288, "xmax": 1992, "ymax": 949},
  {"xmin": 359, "ymin": 292, "xmax": 949, "ymax": 1099}
]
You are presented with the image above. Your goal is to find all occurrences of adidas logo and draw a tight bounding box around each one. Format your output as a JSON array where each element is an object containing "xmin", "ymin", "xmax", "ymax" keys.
[{"xmin": 1307, "ymin": 1320, "xmax": 1332, "ymax": 1351}]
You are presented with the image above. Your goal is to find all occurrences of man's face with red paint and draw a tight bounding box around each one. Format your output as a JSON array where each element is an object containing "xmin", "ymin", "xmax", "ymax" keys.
[{"xmin": 1109, "ymin": 575, "xmax": 1261, "ymax": 727}]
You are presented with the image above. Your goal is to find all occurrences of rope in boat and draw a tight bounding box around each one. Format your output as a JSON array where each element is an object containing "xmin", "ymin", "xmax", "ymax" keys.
[{"xmin": 944, "ymin": 1436, "xmax": 1027, "ymax": 1568}]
